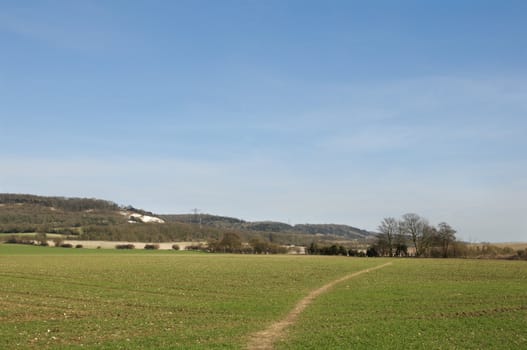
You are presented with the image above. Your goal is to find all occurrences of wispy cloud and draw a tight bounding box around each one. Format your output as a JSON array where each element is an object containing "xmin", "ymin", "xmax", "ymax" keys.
[
  {"xmin": 0, "ymin": 3, "xmax": 121, "ymax": 52},
  {"xmin": 278, "ymin": 75, "xmax": 527, "ymax": 157},
  {"xmin": 320, "ymin": 125, "xmax": 417, "ymax": 153},
  {"xmin": 2, "ymin": 153, "xmax": 526, "ymax": 242}
]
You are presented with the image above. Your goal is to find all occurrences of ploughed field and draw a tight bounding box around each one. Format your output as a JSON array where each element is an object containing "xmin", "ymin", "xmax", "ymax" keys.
[{"xmin": 0, "ymin": 245, "xmax": 525, "ymax": 349}]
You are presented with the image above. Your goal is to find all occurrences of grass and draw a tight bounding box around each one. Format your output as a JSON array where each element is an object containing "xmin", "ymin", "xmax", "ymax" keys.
[
  {"xmin": 1, "ymin": 245, "xmax": 526, "ymax": 349},
  {"xmin": 277, "ymin": 259, "xmax": 527, "ymax": 349},
  {"xmin": 0, "ymin": 244, "xmax": 196, "ymax": 255},
  {"xmin": 0, "ymin": 244, "xmax": 379, "ymax": 349}
]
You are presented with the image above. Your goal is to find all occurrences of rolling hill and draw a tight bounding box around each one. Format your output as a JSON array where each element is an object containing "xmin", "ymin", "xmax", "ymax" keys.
[
  {"xmin": 0, "ymin": 193, "xmax": 375, "ymax": 245},
  {"xmin": 161, "ymin": 214, "xmax": 373, "ymax": 239}
]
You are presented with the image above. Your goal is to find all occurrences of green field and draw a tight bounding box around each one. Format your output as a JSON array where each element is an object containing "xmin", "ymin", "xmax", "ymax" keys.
[
  {"xmin": 1, "ymin": 245, "xmax": 526, "ymax": 349},
  {"xmin": 277, "ymin": 259, "xmax": 527, "ymax": 349}
]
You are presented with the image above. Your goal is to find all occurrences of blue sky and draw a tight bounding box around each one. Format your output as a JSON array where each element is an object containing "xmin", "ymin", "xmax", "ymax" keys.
[{"xmin": 1, "ymin": 0, "xmax": 526, "ymax": 242}]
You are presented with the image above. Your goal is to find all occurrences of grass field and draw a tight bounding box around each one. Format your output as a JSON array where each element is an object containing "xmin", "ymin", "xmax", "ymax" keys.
[
  {"xmin": 277, "ymin": 259, "xmax": 527, "ymax": 349},
  {"xmin": 1, "ymin": 244, "xmax": 526, "ymax": 349}
]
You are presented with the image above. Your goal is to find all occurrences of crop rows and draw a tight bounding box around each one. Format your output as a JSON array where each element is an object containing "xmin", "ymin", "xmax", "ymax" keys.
[
  {"xmin": 277, "ymin": 259, "xmax": 527, "ymax": 349},
  {"xmin": 1, "ymin": 245, "xmax": 526, "ymax": 349},
  {"xmin": 0, "ymin": 245, "xmax": 378, "ymax": 349}
]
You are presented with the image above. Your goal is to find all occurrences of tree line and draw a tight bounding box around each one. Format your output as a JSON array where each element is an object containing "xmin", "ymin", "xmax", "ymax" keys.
[
  {"xmin": 0, "ymin": 193, "xmax": 120, "ymax": 212},
  {"xmin": 207, "ymin": 233, "xmax": 288, "ymax": 254},
  {"xmin": 370, "ymin": 213, "xmax": 457, "ymax": 257}
]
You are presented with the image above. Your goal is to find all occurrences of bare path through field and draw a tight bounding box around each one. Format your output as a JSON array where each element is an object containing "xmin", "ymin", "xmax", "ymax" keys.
[{"xmin": 246, "ymin": 262, "xmax": 393, "ymax": 350}]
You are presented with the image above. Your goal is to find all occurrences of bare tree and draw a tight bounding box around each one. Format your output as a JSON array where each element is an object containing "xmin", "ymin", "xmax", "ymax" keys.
[
  {"xmin": 400, "ymin": 213, "xmax": 428, "ymax": 257},
  {"xmin": 217, "ymin": 232, "xmax": 242, "ymax": 253},
  {"xmin": 422, "ymin": 223, "xmax": 439, "ymax": 257},
  {"xmin": 378, "ymin": 217, "xmax": 399, "ymax": 257},
  {"xmin": 437, "ymin": 222, "xmax": 456, "ymax": 258}
]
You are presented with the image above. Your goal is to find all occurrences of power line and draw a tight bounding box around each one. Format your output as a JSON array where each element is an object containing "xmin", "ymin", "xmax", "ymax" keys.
[{"xmin": 191, "ymin": 208, "xmax": 202, "ymax": 229}]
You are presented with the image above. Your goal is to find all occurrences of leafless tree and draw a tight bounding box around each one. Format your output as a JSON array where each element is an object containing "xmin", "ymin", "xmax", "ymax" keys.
[
  {"xmin": 437, "ymin": 222, "xmax": 456, "ymax": 258},
  {"xmin": 400, "ymin": 213, "xmax": 428, "ymax": 257},
  {"xmin": 378, "ymin": 217, "xmax": 399, "ymax": 257}
]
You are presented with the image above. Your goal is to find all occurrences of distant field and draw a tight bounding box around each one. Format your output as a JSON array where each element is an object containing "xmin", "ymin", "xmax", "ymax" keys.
[
  {"xmin": 470, "ymin": 242, "xmax": 527, "ymax": 250},
  {"xmin": 1, "ymin": 245, "xmax": 526, "ymax": 349}
]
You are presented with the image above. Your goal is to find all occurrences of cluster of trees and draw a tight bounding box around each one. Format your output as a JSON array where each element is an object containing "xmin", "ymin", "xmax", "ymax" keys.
[
  {"xmin": 454, "ymin": 244, "xmax": 527, "ymax": 260},
  {"xmin": 0, "ymin": 194, "xmax": 120, "ymax": 212},
  {"xmin": 307, "ymin": 242, "xmax": 350, "ymax": 256},
  {"xmin": 370, "ymin": 213, "xmax": 457, "ymax": 257},
  {"xmin": 0, "ymin": 202, "xmax": 126, "ymax": 234},
  {"xmin": 207, "ymin": 233, "xmax": 288, "ymax": 254}
]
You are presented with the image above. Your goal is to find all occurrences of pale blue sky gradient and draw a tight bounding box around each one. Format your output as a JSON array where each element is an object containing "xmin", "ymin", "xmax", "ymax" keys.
[{"xmin": 1, "ymin": 1, "xmax": 526, "ymax": 242}]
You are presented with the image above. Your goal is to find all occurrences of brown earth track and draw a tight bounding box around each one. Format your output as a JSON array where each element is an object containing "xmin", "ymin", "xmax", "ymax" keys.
[{"xmin": 246, "ymin": 262, "xmax": 393, "ymax": 350}]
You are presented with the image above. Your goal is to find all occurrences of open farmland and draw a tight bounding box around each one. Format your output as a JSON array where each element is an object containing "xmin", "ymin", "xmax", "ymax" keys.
[
  {"xmin": 1, "ymin": 245, "xmax": 526, "ymax": 349},
  {"xmin": 278, "ymin": 259, "xmax": 527, "ymax": 349}
]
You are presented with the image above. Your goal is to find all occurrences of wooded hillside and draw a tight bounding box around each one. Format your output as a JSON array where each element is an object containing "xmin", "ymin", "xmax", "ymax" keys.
[
  {"xmin": 0, "ymin": 194, "xmax": 374, "ymax": 245},
  {"xmin": 161, "ymin": 214, "xmax": 373, "ymax": 239}
]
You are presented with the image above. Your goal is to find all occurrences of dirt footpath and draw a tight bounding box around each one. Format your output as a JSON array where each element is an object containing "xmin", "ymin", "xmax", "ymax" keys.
[{"xmin": 246, "ymin": 262, "xmax": 393, "ymax": 350}]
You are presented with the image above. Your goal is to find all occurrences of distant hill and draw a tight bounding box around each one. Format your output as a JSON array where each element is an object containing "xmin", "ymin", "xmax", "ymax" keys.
[
  {"xmin": 0, "ymin": 193, "xmax": 120, "ymax": 212},
  {"xmin": 160, "ymin": 214, "xmax": 374, "ymax": 240},
  {"xmin": 1, "ymin": 193, "xmax": 375, "ymax": 244},
  {"xmin": 0, "ymin": 193, "xmax": 126, "ymax": 234},
  {"xmin": 292, "ymin": 224, "xmax": 372, "ymax": 239}
]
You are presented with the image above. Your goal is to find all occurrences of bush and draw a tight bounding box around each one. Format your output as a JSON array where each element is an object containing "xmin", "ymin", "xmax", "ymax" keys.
[
  {"xmin": 366, "ymin": 247, "xmax": 379, "ymax": 257},
  {"xmin": 4, "ymin": 236, "xmax": 34, "ymax": 245},
  {"xmin": 59, "ymin": 243, "xmax": 73, "ymax": 248},
  {"xmin": 115, "ymin": 244, "xmax": 135, "ymax": 249},
  {"xmin": 172, "ymin": 244, "xmax": 180, "ymax": 251},
  {"xmin": 4, "ymin": 236, "xmax": 17, "ymax": 244},
  {"xmin": 35, "ymin": 232, "xmax": 48, "ymax": 246},
  {"xmin": 144, "ymin": 244, "xmax": 160, "ymax": 250},
  {"xmin": 348, "ymin": 249, "xmax": 359, "ymax": 257},
  {"xmin": 75, "ymin": 244, "xmax": 83, "ymax": 248}
]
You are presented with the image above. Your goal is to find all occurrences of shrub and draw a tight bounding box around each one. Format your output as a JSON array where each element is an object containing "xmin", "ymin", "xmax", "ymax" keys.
[
  {"xmin": 172, "ymin": 244, "xmax": 180, "ymax": 251},
  {"xmin": 4, "ymin": 236, "xmax": 34, "ymax": 245},
  {"xmin": 4, "ymin": 236, "xmax": 18, "ymax": 244},
  {"xmin": 144, "ymin": 244, "xmax": 160, "ymax": 250},
  {"xmin": 348, "ymin": 249, "xmax": 359, "ymax": 257},
  {"xmin": 115, "ymin": 244, "xmax": 135, "ymax": 249},
  {"xmin": 59, "ymin": 243, "xmax": 73, "ymax": 248},
  {"xmin": 75, "ymin": 244, "xmax": 83, "ymax": 248},
  {"xmin": 366, "ymin": 247, "xmax": 379, "ymax": 257},
  {"xmin": 53, "ymin": 237, "xmax": 64, "ymax": 247},
  {"xmin": 35, "ymin": 232, "xmax": 48, "ymax": 246}
]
